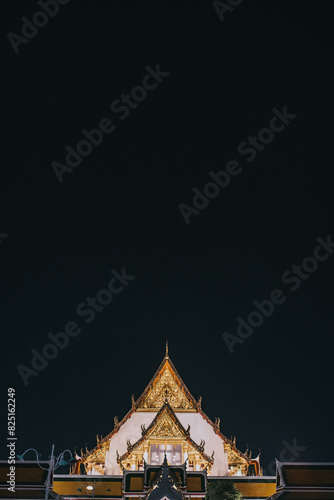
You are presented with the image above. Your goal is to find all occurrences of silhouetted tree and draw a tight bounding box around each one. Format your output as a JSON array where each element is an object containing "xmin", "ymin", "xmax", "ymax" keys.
[{"xmin": 206, "ymin": 480, "xmax": 242, "ymax": 500}]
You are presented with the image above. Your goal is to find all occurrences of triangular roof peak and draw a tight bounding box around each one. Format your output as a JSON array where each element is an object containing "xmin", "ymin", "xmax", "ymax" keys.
[
  {"xmin": 134, "ymin": 347, "xmax": 199, "ymax": 412},
  {"xmin": 118, "ymin": 402, "xmax": 213, "ymax": 467},
  {"xmin": 145, "ymin": 454, "xmax": 184, "ymax": 500}
]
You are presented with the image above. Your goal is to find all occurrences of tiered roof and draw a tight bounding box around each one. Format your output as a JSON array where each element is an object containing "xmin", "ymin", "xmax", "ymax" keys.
[{"xmin": 83, "ymin": 345, "xmax": 256, "ymax": 474}]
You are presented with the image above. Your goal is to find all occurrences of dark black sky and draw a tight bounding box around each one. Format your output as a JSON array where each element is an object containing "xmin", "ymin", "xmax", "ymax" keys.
[{"xmin": 1, "ymin": 0, "xmax": 334, "ymax": 474}]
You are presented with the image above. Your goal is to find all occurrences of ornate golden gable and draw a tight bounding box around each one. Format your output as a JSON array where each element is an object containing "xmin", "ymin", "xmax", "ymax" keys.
[
  {"xmin": 147, "ymin": 406, "xmax": 186, "ymax": 438},
  {"xmin": 84, "ymin": 440, "xmax": 110, "ymax": 474},
  {"xmin": 224, "ymin": 441, "xmax": 249, "ymax": 476},
  {"xmin": 119, "ymin": 404, "xmax": 213, "ymax": 472},
  {"xmin": 135, "ymin": 354, "xmax": 198, "ymax": 412}
]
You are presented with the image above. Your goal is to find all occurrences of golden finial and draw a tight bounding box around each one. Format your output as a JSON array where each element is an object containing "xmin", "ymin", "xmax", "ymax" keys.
[{"xmin": 165, "ymin": 339, "xmax": 169, "ymax": 358}]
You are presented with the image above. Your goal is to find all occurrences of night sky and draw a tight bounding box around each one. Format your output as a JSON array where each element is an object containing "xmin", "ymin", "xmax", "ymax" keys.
[{"xmin": 0, "ymin": 0, "xmax": 334, "ymax": 475}]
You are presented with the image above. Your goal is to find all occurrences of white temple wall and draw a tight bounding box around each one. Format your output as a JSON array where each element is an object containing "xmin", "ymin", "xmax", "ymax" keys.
[
  {"xmin": 176, "ymin": 412, "xmax": 229, "ymax": 475},
  {"xmin": 105, "ymin": 411, "xmax": 157, "ymax": 474}
]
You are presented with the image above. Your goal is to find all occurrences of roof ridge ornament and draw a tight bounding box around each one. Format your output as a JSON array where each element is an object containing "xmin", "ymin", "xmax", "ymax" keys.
[{"xmin": 130, "ymin": 343, "xmax": 199, "ymax": 411}]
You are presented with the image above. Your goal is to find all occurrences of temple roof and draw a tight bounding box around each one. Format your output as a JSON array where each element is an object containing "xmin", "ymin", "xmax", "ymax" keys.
[
  {"xmin": 269, "ymin": 461, "xmax": 334, "ymax": 499},
  {"xmin": 134, "ymin": 349, "xmax": 199, "ymax": 412},
  {"xmin": 83, "ymin": 350, "xmax": 199, "ymax": 461},
  {"xmin": 118, "ymin": 402, "xmax": 213, "ymax": 466},
  {"xmin": 83, "ymin": 347, "xmax": 254, "ymax": 472}
]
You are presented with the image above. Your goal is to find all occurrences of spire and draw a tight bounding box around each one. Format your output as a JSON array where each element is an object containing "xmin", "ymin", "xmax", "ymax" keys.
[
  {"xmin": 146, "ymin": 452, "xmax": 184, "ymax": 500},
  {"xmin": 160, "ymin": 453, "xmax": 171, "ymax": 484},
  {"xmin": 165, "ymin": 339, "xmax": 169, "ymax": 359}
]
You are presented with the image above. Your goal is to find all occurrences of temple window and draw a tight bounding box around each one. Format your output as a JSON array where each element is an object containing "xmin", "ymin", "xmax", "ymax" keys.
[{"xmin": 149, "ymin": 444, "xmax": 182, "ymax": 465}]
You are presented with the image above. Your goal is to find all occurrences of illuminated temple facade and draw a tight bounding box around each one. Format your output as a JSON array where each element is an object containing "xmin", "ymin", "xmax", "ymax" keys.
[{"xmin": 76, "ymin": 345, "xmax": 261, "ymax": 478}]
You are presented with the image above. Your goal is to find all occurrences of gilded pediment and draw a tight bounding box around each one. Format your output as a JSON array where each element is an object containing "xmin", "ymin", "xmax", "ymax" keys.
[
  {"xmin": 223, "ymin": 440, "xmax": 249, "ymax": 475},
  {"xmin": 85, "ymin": 440, "xmax": 109, "ymax": 463},
  {"xmin": 147, "ymin": 406, "xmax": 185, "ymax": 438},
  {"xmin": 118, "ymin": 403, "xmax": 213, "ymax": 471},
  {"xmin": 135, "ymin": 358, "xmax": 198, "ymax": 412}
]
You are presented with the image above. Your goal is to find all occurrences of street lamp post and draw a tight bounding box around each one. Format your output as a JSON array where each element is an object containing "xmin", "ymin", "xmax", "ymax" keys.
[
  {"xmin": 44, "ymin": 443, "xmax": 54, "ymax": 500},
  {"xmin": 17, "ymin": 443, "xmax": 75, "ymax": 500}
]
